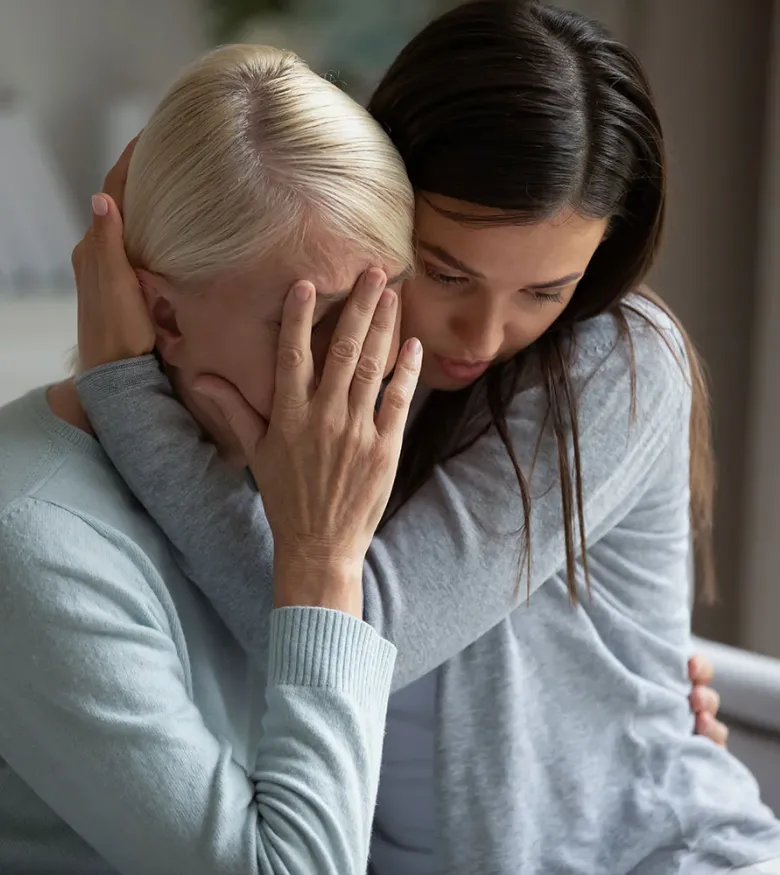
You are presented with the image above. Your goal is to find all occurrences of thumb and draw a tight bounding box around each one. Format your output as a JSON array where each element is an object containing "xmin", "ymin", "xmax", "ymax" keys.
[{"xmin": 192, "ymin": 375, "xmax": 268, "ymax": 458}]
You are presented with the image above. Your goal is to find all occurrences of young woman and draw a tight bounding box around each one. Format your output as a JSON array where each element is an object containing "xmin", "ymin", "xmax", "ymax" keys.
[
  {"xmin": 72, "ymin": 2, "xmax": 780, "ymax": 873},
  {"xmin": 0, "ymin": 45, "xmax": 421, "ymax": 874}
]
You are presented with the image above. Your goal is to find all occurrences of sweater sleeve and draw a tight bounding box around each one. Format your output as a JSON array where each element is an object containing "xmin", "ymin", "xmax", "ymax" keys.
[
  {"xmin": 76, "ymin": 302, "xmax": 691, "ymax": 690},
  {"xmin": 0, "ymin": 500, "xmax": 395, "ymax": 875}
]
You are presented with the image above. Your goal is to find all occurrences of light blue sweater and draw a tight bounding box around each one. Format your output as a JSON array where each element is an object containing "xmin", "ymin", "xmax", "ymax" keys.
[
  {"xmin": 75, "ymin": 299, "xmax": 780, "ymax": 873},
  {"xmin": 0, "ymin": 387, "xmax": 396, "ymax": 874}
]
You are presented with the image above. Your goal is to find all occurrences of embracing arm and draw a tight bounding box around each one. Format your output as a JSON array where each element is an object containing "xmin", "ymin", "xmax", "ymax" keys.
[
  {"xmin": 0, "ymin": 501, "xmax": 394, "ymax": 875},
  {"xmin": 77, "ymin": 303, "xmax": 688, "ymax": 690}
]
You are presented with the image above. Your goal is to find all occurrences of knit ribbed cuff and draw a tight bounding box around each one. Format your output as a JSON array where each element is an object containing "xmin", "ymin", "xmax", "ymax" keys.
[
  {"xmin": 75, "ymin": 355, "xmax": 166, "ymax": 399},
  {"xmin": 268, "ymin": 607, "xmax": 396, "ymax": 709}
]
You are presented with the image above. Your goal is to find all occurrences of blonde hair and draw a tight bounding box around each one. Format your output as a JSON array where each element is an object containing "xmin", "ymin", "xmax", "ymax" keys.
[{"xmin": 123, "ymin": 44, "xmax": 414, "ymax": 283}]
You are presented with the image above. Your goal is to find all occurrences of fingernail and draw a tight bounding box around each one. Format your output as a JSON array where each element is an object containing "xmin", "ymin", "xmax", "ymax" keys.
[
  {"xmin": 294, "ymin": 282, "xmax": 313, "ymax": 302},
  {"xmin": 379, "ymin": 289, "xmax": 397, "ymax": 309},
  {"xmin": 408, "ymin": 337, "xmax": 422, "ymax": 357},
  {"xmin": 366, "ymin": 268, "xmax": 386, "ymax": 290},
  {"xmin": 91, "ymin": 194, "xmax": 109, "ymax": 216}
]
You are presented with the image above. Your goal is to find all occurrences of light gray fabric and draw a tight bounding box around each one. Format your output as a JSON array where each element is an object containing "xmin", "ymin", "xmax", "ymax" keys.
[
  {"xmin": 731, "ymin": 859, "xmax": 780, "ymax": 874},
  {"xmin": 77, "ymin": 300, "xmax": 780, "ymax": 873},
  {"xmin": 371, "ymin": 670, "xmax": 438, "ymax": 874},
  {"xmin": 0, "ymin": 388, "xmax": 397, "ymax": 875}
]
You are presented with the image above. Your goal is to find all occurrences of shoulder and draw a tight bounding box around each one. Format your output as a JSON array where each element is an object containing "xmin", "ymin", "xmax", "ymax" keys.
[
  {"xmin": 0, "ymin": 396, "xmax": 177, "ymax": 646},
  {"xmin": 0, "ymin": 496, "xmax": 172, "ymax": 642},
  {"xmin": 568, "ymin": 293, "xmax": 692, "ymax": 425}
]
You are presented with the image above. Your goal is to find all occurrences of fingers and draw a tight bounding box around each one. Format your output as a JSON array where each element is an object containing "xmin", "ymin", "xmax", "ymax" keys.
[
  {"xmin": 688, "ymin": 655, "xmax": 714, "ymax": 687},
  {"xmin": 690, "ymin": 684, "xmax": 720, "ymax": 717},
  {"xmin": 348, "ymin": 288, "xmax": 398, "ymax": 417},
  {"xmin": 695, "ymin": 711, "xmax": 729, "ymax": 748},
  {"xmin": 90, "ymin": 193, "xmax": 137, "ymax": 292},
  {"xmin": 102, "ymin": 134, "xmax": 141, "ymax": 213},
  {"xmin": 193, "ymin": 375, "xmax": 267, "ymax": 457},
  {"xmin": 319, "ymin": 269, "xmax": 387, "ymax": 402},
  {"xmin": 375, "ymin": 337, "xmax": 423, "ymax": 439},
  {"xmin": 274, "ymin": 282, "xmax": 316, "ymax": 414}
]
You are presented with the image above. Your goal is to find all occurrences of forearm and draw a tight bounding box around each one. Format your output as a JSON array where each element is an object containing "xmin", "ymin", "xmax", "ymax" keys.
[
  {"xmin": 255, "ymin": 607, "xmax": 395, "ymax": 874},
  {"xmin": 77, "ymin": 310, "xmax": 689, "ymax": 692},
  {"xmin": 0, "ymin": 509, "xmax": 395, "ymax": 875},
  {"xmin": 76, "ymin": 357, "xmax": 277, "ymax": 658}
]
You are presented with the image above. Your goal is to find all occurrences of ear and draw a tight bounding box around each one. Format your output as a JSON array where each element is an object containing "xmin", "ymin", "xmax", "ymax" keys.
[{"xmin": 136, "ymin": 269, "xmax": 187, "ymax": 365}]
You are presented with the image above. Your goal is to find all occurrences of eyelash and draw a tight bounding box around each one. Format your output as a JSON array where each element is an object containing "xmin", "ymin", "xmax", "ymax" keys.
[
  {"xmin": 422, "ymin": 262, "xmax": 470, "ymax": 287},
  {"xmin": 421, "ymin": 262, "xmax": 565, "ymax": 304}
]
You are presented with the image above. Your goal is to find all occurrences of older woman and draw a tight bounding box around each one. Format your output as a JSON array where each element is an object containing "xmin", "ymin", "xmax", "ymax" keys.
[{"xmin": 0, "ymin": 45, "xmax": 418, "ymax": 875}]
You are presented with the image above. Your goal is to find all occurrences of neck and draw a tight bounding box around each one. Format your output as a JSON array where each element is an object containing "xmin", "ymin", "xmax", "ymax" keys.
[{"xmin": 47, "ymin": 379, "xmax": 94, "ymax": 436}]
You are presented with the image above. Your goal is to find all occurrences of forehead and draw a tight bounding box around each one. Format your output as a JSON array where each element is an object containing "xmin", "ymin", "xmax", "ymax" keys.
[
  {"xmin": 201, "ymin": 246, "xmax": 392, "ymax": 314},
  {"xmin": 415, "ymin": 193, "xmax": 608, "ymax": 282}
]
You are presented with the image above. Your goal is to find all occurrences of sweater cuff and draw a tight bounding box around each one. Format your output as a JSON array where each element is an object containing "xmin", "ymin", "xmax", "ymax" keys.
[
  {"xmin": 268, "ymin": 607, "xmax": 396, "ymax": 708},
  {"xmin": 75, "ymin": 355, "xmax": 168, "ymax": 400}
]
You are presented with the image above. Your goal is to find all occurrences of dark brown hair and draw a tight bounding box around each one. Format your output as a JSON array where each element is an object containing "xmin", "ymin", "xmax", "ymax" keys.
[{"xmin": 369, "ymin": 0, "xmax": 715, "ymax": 601}]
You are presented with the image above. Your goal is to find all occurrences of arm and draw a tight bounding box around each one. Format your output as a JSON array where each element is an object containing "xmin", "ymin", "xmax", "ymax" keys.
[
  {"xmin": 77, "ymin": 303, "xmax": 689, "ymax": 690},
  {"xmin": 0, "ymin": 500, "xmax": 395, "ymax": 875}
]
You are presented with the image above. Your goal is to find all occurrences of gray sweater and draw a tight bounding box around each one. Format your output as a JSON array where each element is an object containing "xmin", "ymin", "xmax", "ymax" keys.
[{"xmin": 77, "ymin": 300, "xmax": 780, "ymax": 873}]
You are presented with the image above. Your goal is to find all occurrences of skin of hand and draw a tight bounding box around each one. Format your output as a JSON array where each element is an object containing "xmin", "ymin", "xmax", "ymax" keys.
[
  {"xmin": 194, "ymin": 272, "xmax": 422, "ymax": 618},
  {"xmin": 73, "ymin": 140, "xmax": 728, "ymax": 741},
  {"xmin": 689, "ymin": 654, "xmax": 728, "ymax": 747}
]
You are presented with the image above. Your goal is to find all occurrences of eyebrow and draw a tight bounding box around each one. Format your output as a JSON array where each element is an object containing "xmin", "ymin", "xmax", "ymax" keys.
[
  {"xmin": 418, "ymin": 241, "xmax": 486, "ymax": 279},
  {"xmin": 418, "ymin": 240, "xmax": 583, "ymax": 291}
]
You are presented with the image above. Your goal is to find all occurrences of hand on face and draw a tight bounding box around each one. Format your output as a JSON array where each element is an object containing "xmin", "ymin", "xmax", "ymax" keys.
[
  {"xmin": 72, "ymin": 136, "xmax": 157, "ymax": 372},
  {"xmin": 193, "ymin": 269, "xmax": 422, "ymax": 618}
]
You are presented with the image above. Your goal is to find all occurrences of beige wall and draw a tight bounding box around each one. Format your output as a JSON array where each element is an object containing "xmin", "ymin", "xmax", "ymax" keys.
[
  {"xmin": 0, "ymin": 0, "xmax": 207, "ymax": 220},
  {"xmin": 637, "ymin": 0, "xmax": 772, "ymax": 646},
  {"xmin": 741, "ymin": 1, "xmax": 780, "ymax": 658}
]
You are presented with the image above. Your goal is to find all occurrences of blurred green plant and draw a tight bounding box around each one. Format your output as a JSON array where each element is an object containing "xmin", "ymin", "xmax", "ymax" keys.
[{"xmin": 208, "ymin": 0, "xmax": 291, "ymax": 41}]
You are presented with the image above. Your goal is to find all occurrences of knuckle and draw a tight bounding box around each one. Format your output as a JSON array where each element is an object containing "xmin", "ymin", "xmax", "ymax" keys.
[
  {"xmin": 382, "ymin": 385, "xmax": 408, "ymax": 411},
  {"xmin": 318, "ymin": 413, "xmax": 341, "ymax": 437},
  {"xmin": 353, "ymin": 293, "xmax": 377, "ymax": 316},
  {"xmin": 354, "ymin": 354, "xmax": 383, "ymax": 383},
  {"xmin": 397, "ymin": 357, "xmax": 420, "ymax": 376},
  {"xmin": 370, "ymin": 310, "xmax": 394, "ymax": 333},
  {"xmin": 277, "ymin": 343, "xmax": 305, "ymax": 370},
  {"xmin": 330, "ymin": 336, "xmax": 361, "ymax": 363}
]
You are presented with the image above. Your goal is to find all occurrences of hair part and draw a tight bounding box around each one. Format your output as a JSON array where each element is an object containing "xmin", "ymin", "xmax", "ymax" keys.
[
  {"xmin": 372, "ymin": 0, "xmax": 715, "ymax": 603},
  {"xmin": 123, "ymin": 44, "xmax": 415, "ymax": 285}
]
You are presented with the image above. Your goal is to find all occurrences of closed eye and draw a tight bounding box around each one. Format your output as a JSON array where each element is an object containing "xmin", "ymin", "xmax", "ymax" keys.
[
  {"xmin": 528, "ymin": 289, "xmax": 565, "ymax": 304},
  {"xmin": 421, "ymin": 261, "xmax": 470, "ymax": 287}
]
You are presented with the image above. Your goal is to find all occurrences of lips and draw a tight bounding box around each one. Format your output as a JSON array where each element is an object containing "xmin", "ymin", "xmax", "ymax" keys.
[{"xmin": 434, "ymin": 354, "xmax": 492, "ymax": 383}]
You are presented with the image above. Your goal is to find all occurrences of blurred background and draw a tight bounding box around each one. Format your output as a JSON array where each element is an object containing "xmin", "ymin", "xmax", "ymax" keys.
[{"xmin": 0, "ymin": 0, "xmax": 779, "ymax": 794}]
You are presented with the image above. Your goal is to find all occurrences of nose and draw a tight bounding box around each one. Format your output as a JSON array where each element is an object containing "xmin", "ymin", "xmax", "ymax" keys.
[{"xmin": 449, "ymin": 299, "xmax": 505, "ymax": 361}]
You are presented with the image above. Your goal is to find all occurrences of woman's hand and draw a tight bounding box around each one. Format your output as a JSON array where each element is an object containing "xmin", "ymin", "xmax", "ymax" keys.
[
  {"xmin": 196, "ymin": 270, "xmax": 422, "ymax": 619},
  {"xmin": 71, "ymin": 136, "xmax": 156, "ymax": 371},
  {"xmin": 689, "ymin": 654, "xmax": 728, "ymax": 747}
]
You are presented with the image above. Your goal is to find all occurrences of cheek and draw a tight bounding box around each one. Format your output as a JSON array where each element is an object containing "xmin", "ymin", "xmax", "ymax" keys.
[
  {"xmin": 178, "ymin": 314, "xmax": 279, "ymax": 420},
  {"xmin": 504, "ymin": 304, "xmax": 569, "ymax": 353},
  {"xmin": 227, "ymin": 342, "xmax": 277, "ymax": 421},
  {"xmin": 400, "ymin": 279, "xmax": 443, "ymax": 339}
]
